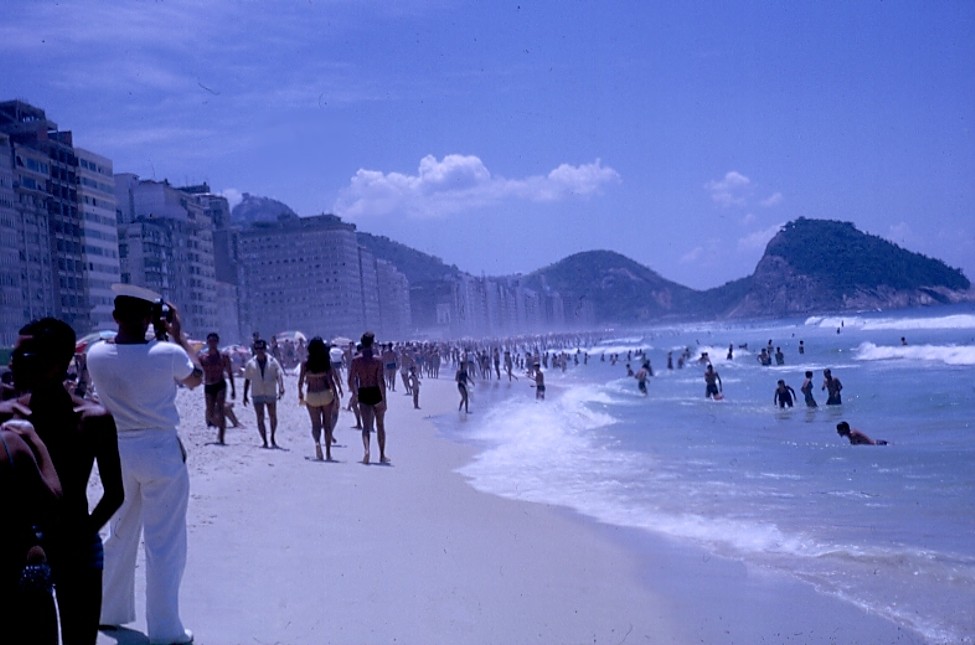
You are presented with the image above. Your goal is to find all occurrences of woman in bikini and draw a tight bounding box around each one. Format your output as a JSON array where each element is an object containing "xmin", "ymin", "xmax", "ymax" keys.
[{"xmin": 298, "ymin": 337, "xmax": 341, "ymax": 461}]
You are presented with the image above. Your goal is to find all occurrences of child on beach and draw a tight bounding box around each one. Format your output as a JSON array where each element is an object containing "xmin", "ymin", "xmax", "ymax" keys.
[
  {"xmin": 836, "ymin": 421, "xmax": 887, "ymax": 445},
  {"xmin": 408, "ymin": 366, "xmax": 421, "ymax": 409}
]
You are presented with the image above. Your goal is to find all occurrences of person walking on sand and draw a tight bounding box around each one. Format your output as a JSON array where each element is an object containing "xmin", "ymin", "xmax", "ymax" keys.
[
  {"xmin": 836, "ymin": 421, "xmax": 887, "ymax": 445},
  {"xmin": 704, "ymin": 364, "xmax": 723, "ymax": 400},
  {"xmin": 456, "ymin": 360, "xmax": 473, "ymax": 412},
  {"xmin": 774, "ymin": 379, "xmax": 797, "ymax": 408},
  {"xmin": 408, "ymin": 365, "xmax": 421, "ymax": 409},
  {"xmin": 348, "ymin": 332, "xmax": 388, "ymax": 464},
  {"xmin": 298, "ymin": 337, "xmax": 341, "ymax": 462},
  {"xmin": 86, "ymin": 284, "xmax": 200, "ymax": 645},
  {"xmin": 534, "ymin": 363, "xmax": 545, "ymax": 400},
  {"xmin": 822, "ymin": 369, "xmax": 843, "ymax": 405},
  {"xmin": 3, "ymin": 317, "xmax": 124, "ymax": 645},
  {"xmin": 800, "ymin": 371, "xmax": 817, "ymax": 408},
  {"xmin": 242, "ymin": 340, "xmax": 285, "ymax": 448},
  {"xmin": 200, "ymin": 332, "xmax": 235, "ymax": 445}
]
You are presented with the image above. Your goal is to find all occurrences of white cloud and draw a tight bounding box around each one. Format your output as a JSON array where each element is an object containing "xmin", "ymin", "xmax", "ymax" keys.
[
  {"xmin": 705, "ymin": 171, "xmax": 751, "ymax": 207},
  {"xmin": 737, "ymin": 223, "xmax": 784, "ymax": 252},
  {"xmin": 741, "ymin": 213, "xmax": 757, "ymax": 225},
  {"xmin": 760, "ymin": 192, "xmax": 783, "ymax": 207},
  {"xmin": 220, "ymin": 188, "xmax": 244, "ymax": 210},
  {"xmin": 679, "ymin": 246, "xmax": 705, "ymax": 263},
  {"xmin": 334, "ymin": 155, "xmax": 620, "ymax": 218}
]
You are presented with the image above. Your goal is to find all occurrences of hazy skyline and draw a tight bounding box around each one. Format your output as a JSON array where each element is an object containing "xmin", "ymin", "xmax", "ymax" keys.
[{"xmin": 3, "ymin": 1, "xmax": 973, "ymax": 289}]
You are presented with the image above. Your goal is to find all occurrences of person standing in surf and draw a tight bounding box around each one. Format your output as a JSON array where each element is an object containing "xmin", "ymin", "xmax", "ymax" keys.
[
  {"xmin": 704, "ymin": 363, "xmax": 723, "ymax": 400},
  {"xmin": 800, "ymin": 370, "xmax": 818, "ymax": 407},
  {"xmin": 822, "ymin": 368, "xmax": 843, "ymax": 405}
]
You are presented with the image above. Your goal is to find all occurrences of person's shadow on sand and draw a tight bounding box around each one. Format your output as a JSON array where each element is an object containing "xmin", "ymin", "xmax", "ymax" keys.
[{"xmin": 99, "ymin": 626, "xmax": 149, "ymax": 644}]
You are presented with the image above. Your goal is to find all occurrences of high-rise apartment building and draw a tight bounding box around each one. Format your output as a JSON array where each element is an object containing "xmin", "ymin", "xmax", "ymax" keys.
[
  {"xmin": 114, "ymin": 173, "xmax": 218, "ymax": 337},
  {"xmin": 236, "ymin": 213, "xmax": 407, "ymax": 340},
  {"xmin": 76, "ymin": 148, "xmax": 120, "ymax": 330},
  {"xmin": 0, "ymin": 100, "xmax": 118, "ymax": 337}
]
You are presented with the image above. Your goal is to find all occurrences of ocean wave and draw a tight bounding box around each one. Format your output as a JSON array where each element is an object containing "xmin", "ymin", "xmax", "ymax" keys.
[
  {"xmin": 806, "ymin": 313, "xmax": 975, "ymax": 331},
  {"xmin": 854, "ymin": 341, "xmax": 975, "ymax": 366}
]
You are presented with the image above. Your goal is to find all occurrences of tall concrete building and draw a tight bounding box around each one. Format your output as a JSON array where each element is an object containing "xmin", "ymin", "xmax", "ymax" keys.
[
  {"xmin": 177, "ymin": 184, "xmax": 240, "ymax": 343},
  {"xmin": 114, "ymin": 173, "xmax": 218, "ymax": 337},
  {"xmin": 0, "ymin": 132, "xmax": 25, "ymax": 345},
  {"xmin": 375, "ymin": 259, "xmax": 412, "ymax": 340},
  {"xmin": 76, "ymin": 148, "xmax": 120, "ymax": 330},
  {"xmin": 237, "ymin": 213, "xmax": 362, "ymax": 339},
  {"xmin": 0, "ymin": 100, "xmax": 118, "ymax": 337}
]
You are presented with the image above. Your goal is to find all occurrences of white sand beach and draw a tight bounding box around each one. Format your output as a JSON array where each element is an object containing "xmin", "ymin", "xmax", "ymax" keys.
[{"xmin": 93, "ymin": 373, "xmax": 924, "ymax": 645}]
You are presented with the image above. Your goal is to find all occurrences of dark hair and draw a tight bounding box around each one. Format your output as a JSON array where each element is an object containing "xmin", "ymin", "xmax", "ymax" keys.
[
  {"xmin": 306, "ymin": 337, "xmax": 331, "ymax": 373},
  {"xmin": 207, "ymin": 332, "xmax": 219, "ymax": 341},
  {"xmin": 805, "ymin": 371, "xmax": 813, "ymax": 377},
  {"xmin": 253, "ymin": 339, "xmax": 267, "ymax": 350},
  {"xmin": 360, "ymin": 331, "xmax": 375, "ymax": 348},
  {"xmin": 836, "ymin": 421, "xmax": 850, "ymax": 433},
  {"xmin": 13, "ymin": 318, "xmax": 77, "ymax": 387}
]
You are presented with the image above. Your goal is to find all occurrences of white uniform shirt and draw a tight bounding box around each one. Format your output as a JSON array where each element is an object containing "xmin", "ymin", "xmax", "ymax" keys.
[{"xmin": 87, "ymin": 339, "xmax": 194, "ymax": 432}]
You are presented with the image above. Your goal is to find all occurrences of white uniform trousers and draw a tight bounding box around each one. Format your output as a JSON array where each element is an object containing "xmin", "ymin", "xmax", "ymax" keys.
[{"xmin": 100, "ymin": 429, "xmax": 189, "ymax": 644}]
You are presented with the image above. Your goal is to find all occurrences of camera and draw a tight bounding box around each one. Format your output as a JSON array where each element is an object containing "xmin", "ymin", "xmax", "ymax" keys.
[{"xmin": 151, "ymin": 299, "xmax": 174, "ymax": 341}]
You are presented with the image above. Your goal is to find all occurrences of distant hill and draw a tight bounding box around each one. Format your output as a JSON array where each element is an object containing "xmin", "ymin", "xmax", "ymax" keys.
[
  {"xmin": 712, "ymin": 218, "xmax": 972, "ymax": 317},
  {"xmin": 230, "ymin": 193, "xmax": 298, "ymax": 226},
  {"xmin": 226, "ymin": 195, "xmax": 972, "ymax": 323},
  {"xmin": 356, "ymin": 232, "xmax": 462, "ymax": 284},
  {"xmin": 522, "ymin": 250, "xmax": 699, "ymax": 324}
]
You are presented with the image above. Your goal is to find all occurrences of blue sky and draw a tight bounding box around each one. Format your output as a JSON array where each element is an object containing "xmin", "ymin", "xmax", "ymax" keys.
[{"xmin": 3, "ymin": 1, "xmax": 973, "ymax": 289}]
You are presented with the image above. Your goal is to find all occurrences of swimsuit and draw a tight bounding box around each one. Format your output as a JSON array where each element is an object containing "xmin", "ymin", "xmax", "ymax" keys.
[{"xmin": 358, "ymin": 386, "xmax": 382, "ymax": 406}]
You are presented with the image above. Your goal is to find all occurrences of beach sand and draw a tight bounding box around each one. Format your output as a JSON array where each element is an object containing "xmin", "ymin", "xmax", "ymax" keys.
[{"xmin": 93, "ymin": 373, "xmax": 924, "ymax": 645}]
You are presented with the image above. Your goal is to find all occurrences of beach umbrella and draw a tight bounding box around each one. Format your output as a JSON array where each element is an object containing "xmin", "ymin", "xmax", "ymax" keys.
[
  {"xmin": 75, "ymin": 330, "xmax": 116, "ymax": 353},
  {"xmin": 331, "ymin": 336, "xmax": 353, "ymax": 347},
  {"xmin": 275, "ymin": 330, "xmax": 307, "ymax": 342}
]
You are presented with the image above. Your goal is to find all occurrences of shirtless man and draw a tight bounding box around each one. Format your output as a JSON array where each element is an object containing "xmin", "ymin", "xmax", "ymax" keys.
[
  {"xmin": 348, "ymin": 332, "xmax": 387, "ymax": 464},
  {"xmin": 635, "ymin": 361, "xmax": 651, "ymax": 397},
  {"xmin": 836, "ymin": 421, "xmax": 887, "ymax": 445},
  {"xmin": 774, "ymin": 379, "xmax": 797, "ymax": 408},
  {"xmin": 704, "ymin": 364, "xmax": 723, "ymax": 400},
  {"xmin": 200, "ymin": 332, "xmax": 235, "ymax": 445},
  {"xmin": 534, "ymin": 364, "xmax": 545, "ymax": 400}
]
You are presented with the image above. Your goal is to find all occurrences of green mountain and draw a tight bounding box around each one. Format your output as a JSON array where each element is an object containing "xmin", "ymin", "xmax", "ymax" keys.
[
  {"xmin": 522, "ymin": 250, "xmax": 698, "ymax": 324},
  {"xmin": 356, "ymin": 232, "xmax": 462, "ymax": 284},
  {"xmin": 714, "ymin": 218, "xmax": 971, "ymax": 317}
]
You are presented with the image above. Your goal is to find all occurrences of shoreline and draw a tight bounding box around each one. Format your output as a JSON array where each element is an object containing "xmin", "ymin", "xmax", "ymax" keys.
[{"xmin": 94, "ymin": 371, "xmax": 926, "ymax": 644}]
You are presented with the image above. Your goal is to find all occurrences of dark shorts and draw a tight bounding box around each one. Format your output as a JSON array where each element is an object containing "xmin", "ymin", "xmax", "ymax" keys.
[
  {"xmin": 205, "ymin": 381, "xmax": 227, "ymax": 397},
  {"xmin": 358, "ymin": 386, "xmax": 382, "ymax": 406},
  {"xmin": 706, "ymin": 383, "xmax": 719, "ymax": 396},
  {"xmin": 638, "ymin": 381, "xmax": 647, "ymax": 393}
]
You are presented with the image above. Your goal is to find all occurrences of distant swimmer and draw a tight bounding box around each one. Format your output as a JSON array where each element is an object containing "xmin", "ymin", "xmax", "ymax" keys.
[
  {"xmin": 836, "ymin": 421, "xmax": 887, "ymax": 446},
  {"xmin": 901, "ymin": 336, "xmax": 908, "ymax": 346},
  {"xmin": 800, "ymin": 370, "xmax": 817, "ymax": 407},
  {"xmin": 704, "ymin": 364, "xmax": 723, "ymax": 400},
  {"xmin": 757, "ymin": 348, "xmax": 772, "ymax": 366},
  {"xmin": 667, "ymin": 352, "xmax": 673, "ymax": 370},
  {"xmin": 774, "ymin": 379, "xmax": 796, "ymax": 408},
  {"xmin": 798, "ymin": 340, "xmax": 805, "ymax": 355},
  {"xmin": 635, "ymin": 361, "xmax": 651, "ymax": 397},
  {"xmin": 727, "ymin": 343, "xmax": 734, "ymax": 360},
  {"xmin": 822, "ymin": 368, "xmax": 843, "ymax": 405},
  {"xmin": 774, "ymin": 347, "xmax": 785, "ymax": 366}
]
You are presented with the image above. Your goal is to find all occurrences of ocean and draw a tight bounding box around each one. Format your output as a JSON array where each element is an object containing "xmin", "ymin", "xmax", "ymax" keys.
[{"xmin": 440, "ymin": 304, "xmax": 975, "ymax": 644}]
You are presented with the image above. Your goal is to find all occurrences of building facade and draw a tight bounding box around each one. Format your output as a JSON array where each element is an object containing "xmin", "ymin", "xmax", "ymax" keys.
[
  {"xmin": 0, "ymin": 100, "xmax": 119, "ymax": 338},
  {"xmin": 114, "ymin": 173, "xmax": 218, "ymax": 337}
]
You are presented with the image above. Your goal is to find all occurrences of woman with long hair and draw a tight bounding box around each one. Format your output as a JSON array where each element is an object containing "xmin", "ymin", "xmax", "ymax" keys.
[{"xmin": 298, "ymin": 337, "xmax": 340, "ymax": 461}]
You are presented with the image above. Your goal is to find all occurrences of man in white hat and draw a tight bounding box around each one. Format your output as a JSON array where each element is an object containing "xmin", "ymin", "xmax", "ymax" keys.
[{"xmin": 86, "ymin": 284, "xmax": 202, "ymax": 645}]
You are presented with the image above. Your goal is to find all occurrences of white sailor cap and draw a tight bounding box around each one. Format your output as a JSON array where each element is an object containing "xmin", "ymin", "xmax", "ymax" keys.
[{"xmin": 111, "ymin": 283, "xmax": 163, "ymax": 304}]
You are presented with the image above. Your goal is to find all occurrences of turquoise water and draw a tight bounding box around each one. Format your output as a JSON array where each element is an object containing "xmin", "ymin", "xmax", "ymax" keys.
[{"xmin": 444, "ymin": 304, "xmax": 975, "ymax": 644}]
